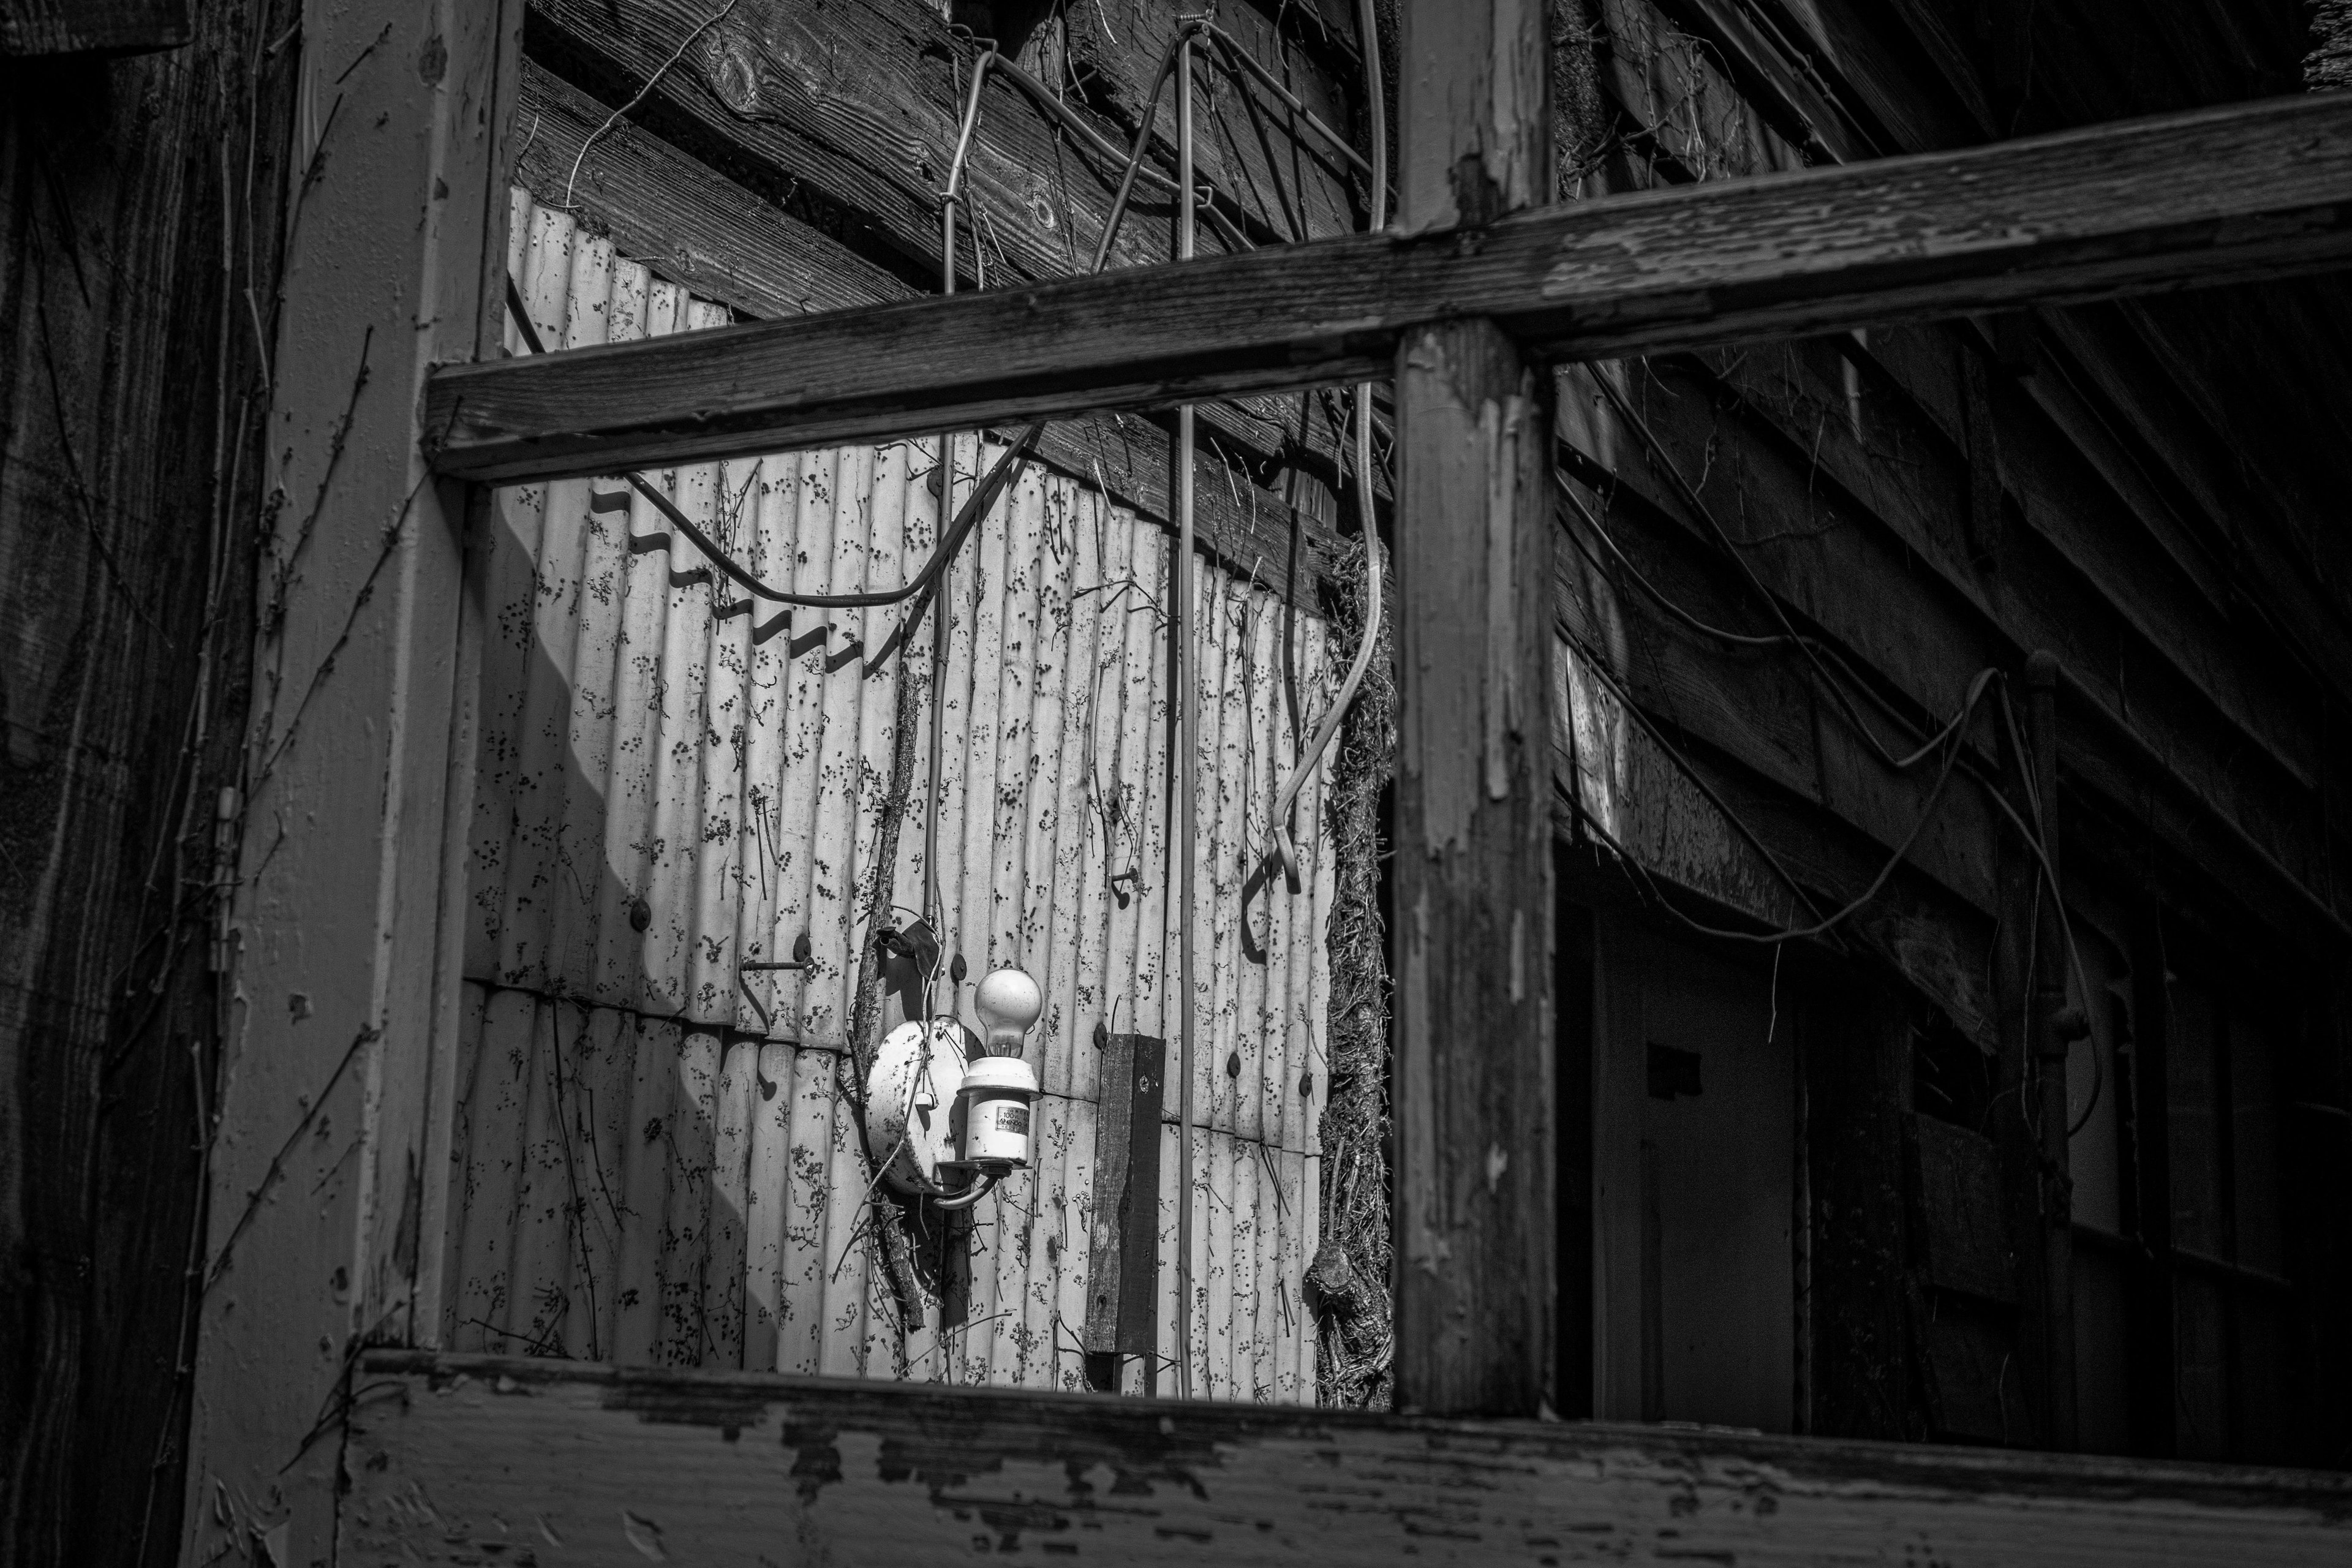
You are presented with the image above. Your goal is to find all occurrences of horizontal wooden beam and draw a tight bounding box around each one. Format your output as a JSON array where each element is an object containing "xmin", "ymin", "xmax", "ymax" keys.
[
  {"xmin": 510, "ymin": 58, "xmax": 1350, "ymax": 598},
  {"xmin": 346, "ymin": 1351, "xmax": 2352, "ymax": 1563},
  {"xmin": 426, "ymin": 89, "xmax": 2352, "ymax": 483}
]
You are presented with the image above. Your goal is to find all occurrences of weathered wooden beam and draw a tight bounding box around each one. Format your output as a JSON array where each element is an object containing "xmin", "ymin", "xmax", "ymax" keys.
[
  {"xmin": 178, "ymin": 3, "xmax": 525, "ymax": 1564},
  {"xmin": 510, "ymin": 58, "xmax": 1348, "ymax": 597},
  {"xmin": 427, "ymin": 89, "xmax": 2352, "ymax": 483},
  {"xmin": 522, "ymin": 0, "xmax": 1327, "ymax": 475},
  {"xmin": 342, "ymin": 1351, "xmax": 2352, "ymax": 1563},
  {"xmin": 1389, "ymin": 0, "xmax": 1556, "ymax": 1418},
  {"xmin": 1594, "ymin": 344, "xmax": 2351, "ymax": 950}
]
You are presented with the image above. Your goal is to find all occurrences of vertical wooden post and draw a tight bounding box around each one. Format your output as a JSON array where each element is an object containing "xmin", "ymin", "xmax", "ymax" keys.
[
  {"xmin": 1997, "ymin": 650, "xmax": 2075, "ymax": 1448},
  {"xmin": 2026, "ymin": 651, "xmax": 2077, "ymax": 1448},
  {"xmin": 2125, "ymin": 902, "xmax": 2181, "ymax": 1455},
  {"xmin": 180, "ymin": 3, "xmax": 521, "ymax": 1560},
  {"xmin": 1392, "ymin": 0, "xmax": 1556, "ymax": 1417}
]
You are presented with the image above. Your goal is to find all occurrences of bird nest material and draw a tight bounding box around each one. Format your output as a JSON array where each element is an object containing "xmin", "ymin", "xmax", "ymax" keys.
[{"xmin": 1311, "ymin": 533, "xmax": 1396, "ymax": 1407}]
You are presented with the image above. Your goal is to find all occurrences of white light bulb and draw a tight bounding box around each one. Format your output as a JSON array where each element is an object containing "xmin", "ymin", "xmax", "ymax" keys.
[{"xmin": 973, "ymin": 965, "xmax": 1042, "ymax": 1056}]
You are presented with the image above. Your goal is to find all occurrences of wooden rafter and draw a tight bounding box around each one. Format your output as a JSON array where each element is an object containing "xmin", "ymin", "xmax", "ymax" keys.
[{"xmin": 426, "ymin": 89, "xmax": 2352, "ymax": 483}]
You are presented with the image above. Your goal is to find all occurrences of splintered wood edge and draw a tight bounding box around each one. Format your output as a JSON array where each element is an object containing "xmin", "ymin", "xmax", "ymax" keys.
[{"xmin": 345, "ymin": 1352, "xmax": 2352, "ymax": 1565}]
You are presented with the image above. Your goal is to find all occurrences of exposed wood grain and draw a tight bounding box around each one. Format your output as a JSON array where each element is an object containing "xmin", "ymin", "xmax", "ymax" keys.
[
  {"xmin": 514, "ymin": 58, "xmax": 905, "ymax": 318},
  {"xmin": 1613, "ymin": 346, "xmax": 2348, "ymax": 950},
  {"xmin": 1647, "ymin": 0, "xmax": 1879, "ymax": 163},
  {"xmin": 0, "ymin": 0, "xmax": 186, "ymax": 55},
  {"xmin": 429, "ymin": 89, "xmax": 2352, "ymax": 483},
  {"xmin": 1592, "ymin": 0, "xmax": 1806, "ymax": 187},
  {"xmin": 1558, "ymin": 436, "xmax": 2006, "ymax": 920},
  {"xmin": 2024, "ymin": 654, "xmax": 2075, "ymax": 1449},
  {"xmin": 1760, "ymin": 0, "xmax": 2352, "ymax": 723},
  {"xmin": 1082, "ymin": 1033, "xmax": 1164, "ymax": 1368},
  {"xmin": 176, "ymin": 4, "xmax": 522, "ymax": 1564},
  {"xmin": 522, "ymin": 0, "xmax": 1324, "ymax": 469},
  {"xmin": 342, "ymin": 1350, "xmax": 2352, "ymax": 1564},
  {"xmin": 1554, "ymin": 486, "xmax": 2001, "ymax": 1046},
  {"xmin": 1390, "ymin": 0, "xmax": 1555, "ymax": 1418},
  {"xmin": 509, "ymin": 59, "xmax": 1346, "ymax": 595}
]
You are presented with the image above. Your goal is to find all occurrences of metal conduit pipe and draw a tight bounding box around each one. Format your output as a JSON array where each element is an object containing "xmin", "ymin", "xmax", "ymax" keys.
[{"xmin": 1174, "ymin": 29, "xmax": 1200, "ymax": 1403}]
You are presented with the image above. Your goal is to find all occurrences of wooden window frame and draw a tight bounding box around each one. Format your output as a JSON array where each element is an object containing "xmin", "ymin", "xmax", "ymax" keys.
[{"xmin": 179, "ymin": 1, "xmax": 2352, "ymax": 1560}]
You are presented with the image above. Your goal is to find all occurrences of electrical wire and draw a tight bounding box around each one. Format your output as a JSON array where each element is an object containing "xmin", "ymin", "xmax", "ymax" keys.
[
  {"xmin": 502, "ymin": 278, "xmax": 1042, "ymax": 614},
  {"xmin": 1583, "ymin": 369, "xmax": 2098, "ymax": 1092},
  {"xmin": 1172, "ymin": 27, "xmax": 1199, "ymax": 1406},
  {"xmin": 1555, "ymin": 617, "xmax": 1833, "ymax": 932},
  {"xmin": 1196, "ymin": 21, "xmax": 1372, "ymax": 175},
  {"xmin": 1261, "ymin": 0, "xmax": 1392, "ymax": 892},
  {"xmin": 1557, "ymin": 476, "xmax": 1798, "ymax": 652},
  {"xmin": 1564, "ymin": 608, "xmax": 1989, "ymax": 945}
]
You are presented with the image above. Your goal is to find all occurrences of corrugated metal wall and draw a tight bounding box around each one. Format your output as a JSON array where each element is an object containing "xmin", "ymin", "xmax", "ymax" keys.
[{"xmin": 439, "ymin": 193, "xmax": 1334, "ymax": 1398}]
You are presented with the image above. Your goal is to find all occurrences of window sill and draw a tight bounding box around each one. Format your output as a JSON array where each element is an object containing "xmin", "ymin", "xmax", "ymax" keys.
[{"xmin": 348, "ymin": 1350, "xmax": 2352, "ymax": 1563}]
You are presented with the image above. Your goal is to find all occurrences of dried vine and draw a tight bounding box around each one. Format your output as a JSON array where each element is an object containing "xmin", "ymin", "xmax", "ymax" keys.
[
  {"xmin": 2312, "ymin": 1, "xmax": 2352, "ymax": 92},
  {"xmin": 1310, "ymin": 534, "xmax": 1396, "ymax": 1408}
]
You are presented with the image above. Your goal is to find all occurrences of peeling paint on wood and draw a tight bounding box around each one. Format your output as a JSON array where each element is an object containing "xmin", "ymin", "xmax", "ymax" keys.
[{"xmin": 342, "ymin": 1349, "xmax": 2352, "ymax": 1564}]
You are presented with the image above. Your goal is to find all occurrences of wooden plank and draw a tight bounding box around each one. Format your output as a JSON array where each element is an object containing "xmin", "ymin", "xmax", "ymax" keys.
[
  {"xmin": 1557, "ymin": 448, "xmax": 2007, "ymax": 919},
  {"xmin": 2029, "ymin": 306, "xmax": 2352, "ymax": 706},
  {"xmin": 1554, "ymin": 529, "xmax": 2000, "ymax": 1047},
  {"xmin": 1604, "ymin": 346, "xmax": 2347, "ymax": 950},
  {"xmin": 177, "ymin": 1, "xmax": 524, "ymax": 1561},
  {"xmin": 511, "ymin": 56, "xmax": 1348, "ymax": 598},
  {"xmin": 0, "ymin": 0, "xmax": 185, "ymax": 54},
  {"xmin": 1593, "ymin": 0, "xmax": 1806, "ymax": 186},
  {"xmin": 1909, "ymin": 1114, "xmax": 2016, "ymax": 1304},
  {"xmin": 522, "ymin": 0, "xmax": 1333, "ymax": 486},
  {"xmin": 344, "ymin": 1350, "xmax": 2352, "ymax": 1564},
  {"xmin": 514, "ymin": 58, "xmax": 906, "ymax": 318},
  {"xmin": 1063, "ymin": 0, "xmax": 1361, "ymax": 242},
  {"xmin": 1390, "ymin": 0, "xmax": 1555, "ymax": 1418},
  {"xmin": 1647, "ymin": 0, "xmax": 1881, "ymax": 163},
  {"xmin": 1082, "ymin": 1033, "xmax": 1168, "ymax": 1368},
  {"xmin": 1777, "ymin": 0, "xmax": 2352, "ymax": 721},
  {"xmin": 427, "ymin": 89, "xmax": 2352, "ymax": 483}
]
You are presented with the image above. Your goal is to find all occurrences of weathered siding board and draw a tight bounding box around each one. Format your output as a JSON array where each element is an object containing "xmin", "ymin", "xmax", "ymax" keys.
[
  {"xmin": 447, "ymin": 195, "xmax": 1331, "ymax": 1398},
  {"xmin": 447, "ymin": 989, "xmax": 1321, "ymax": 1398},
  {"xmin": 344, "ymin": 1350, "xmax": 2352, "ymax": 1566}
]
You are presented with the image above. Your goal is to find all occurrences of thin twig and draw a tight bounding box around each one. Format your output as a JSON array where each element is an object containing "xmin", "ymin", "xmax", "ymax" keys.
[
  {"xmin": 203, "ymin": 1023, "xmax": 379, "ymax": 1294},
  {"xmin": 253, "ymin": 461, "xmax": 432, "ymax": 786}
]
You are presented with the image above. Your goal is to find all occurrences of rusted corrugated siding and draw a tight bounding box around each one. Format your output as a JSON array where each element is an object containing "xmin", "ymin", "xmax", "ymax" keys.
[{"xmin": 441, "ymin": 193, "xmax": 1332, "ymax": 1398}]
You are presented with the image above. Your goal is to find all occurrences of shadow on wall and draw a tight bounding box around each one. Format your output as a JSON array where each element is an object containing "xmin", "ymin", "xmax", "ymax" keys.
[{"xmin": 436, "ymin": 199, "xmax": 1335, "ymax": 1398}]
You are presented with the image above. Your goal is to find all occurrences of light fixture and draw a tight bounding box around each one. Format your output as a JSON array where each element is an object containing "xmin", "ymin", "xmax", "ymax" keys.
[{"xmin": 862, "ymin": 963, "xmax": 1043, "ymax": 1209}]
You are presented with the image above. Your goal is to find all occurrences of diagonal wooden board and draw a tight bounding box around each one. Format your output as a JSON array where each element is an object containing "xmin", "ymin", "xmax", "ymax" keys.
[
  {"xmin": 345, "ymin": 1351, "xmax": 2352, "ymax": 1564},
  {"xmin": 426, "ymin": 89, "xmax": 2352, "ymax": 483}
]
